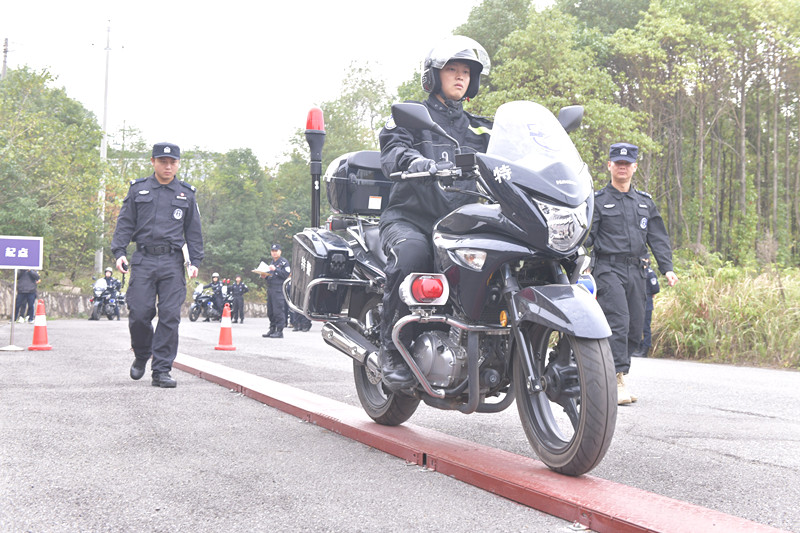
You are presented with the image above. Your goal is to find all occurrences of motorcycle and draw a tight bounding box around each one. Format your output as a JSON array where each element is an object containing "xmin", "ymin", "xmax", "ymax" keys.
[
  {"xmin": 286, "ymin": 100, "xmax": 616, "ymax": 476},
  {"xmin": 88, "ymin": 276, "xmax": 124, "ymax": 321},
  {"xmin": 189, "ymin": 281, "xmax": 233, "ymax": 322}
]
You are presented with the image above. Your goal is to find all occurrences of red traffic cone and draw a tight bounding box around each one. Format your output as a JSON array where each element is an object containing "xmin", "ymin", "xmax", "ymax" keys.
[
  {"xmin": 215, "ymin": 303, "xmax": 236, "ymax": 351},
  {"xmin": 28, "ymin": 299, "xmax": 52, "ymax": 351}
]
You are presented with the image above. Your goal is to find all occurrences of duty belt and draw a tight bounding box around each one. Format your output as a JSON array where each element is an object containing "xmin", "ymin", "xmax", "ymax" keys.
[
  {"xmin": 596, "ymin": 254, "xmax": 645, "ymax": 266},
  {"xmin": 137, "ymin": 243, "xmax": 176, "ymax": 255}
]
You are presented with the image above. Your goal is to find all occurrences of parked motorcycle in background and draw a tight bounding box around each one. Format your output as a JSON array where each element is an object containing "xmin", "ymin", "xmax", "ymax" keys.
[
  {"xmin": 88, "ymin": 275, "xmax": 125, "ymax": 321},
  {"xmin": 287, "ymin": 100, "xmax": 617, "ymax": 476},
  {"xmin": 188, "ymin": 280, "xmax": 233, "ymax": 322}
]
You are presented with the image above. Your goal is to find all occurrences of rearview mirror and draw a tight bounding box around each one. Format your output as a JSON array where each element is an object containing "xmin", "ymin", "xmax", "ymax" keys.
[
  {"xmin": 558, "ymin": 105, "xmax": 584, "ymax": 133},
  {"xmin": 391, "ymin": 103, "xmax": 437, "ymax": 130}
]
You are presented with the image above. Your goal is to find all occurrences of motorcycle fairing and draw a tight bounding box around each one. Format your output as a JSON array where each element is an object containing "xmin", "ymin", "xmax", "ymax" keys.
[{"xmin": 513, "ymin": 285, "xmax": 611, "ymax": 339}]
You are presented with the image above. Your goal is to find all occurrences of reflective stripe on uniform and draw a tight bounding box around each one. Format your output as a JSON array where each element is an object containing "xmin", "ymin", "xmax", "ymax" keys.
[{"xmin": 468, "ymin": 125, "xmax": 491, "ymax": 135}]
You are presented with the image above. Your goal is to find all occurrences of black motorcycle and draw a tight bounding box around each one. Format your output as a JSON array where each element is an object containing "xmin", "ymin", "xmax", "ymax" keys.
[
  {"xmin": 88, "ymin": 276, "xmax": 124, "ymax": 321},
  {"xmin": 287, "ymin": 101, "xmax": 616, "ymax": 476},
  {"xmin": 189, "ymin": 281, "xmax": 233, "ymax": 322}
]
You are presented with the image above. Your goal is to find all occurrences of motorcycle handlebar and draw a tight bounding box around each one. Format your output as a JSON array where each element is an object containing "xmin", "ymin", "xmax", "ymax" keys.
[{"xmin": 390, "ymin": 166, "xmax": 475, "ymax": 181}]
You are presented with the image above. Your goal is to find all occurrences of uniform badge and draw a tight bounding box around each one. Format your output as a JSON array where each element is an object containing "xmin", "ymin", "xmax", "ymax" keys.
[
  {"xmin": 173, "ymin": 209, "xmax": 183, "ymax": 220},
  {"xmin": 640, "ymin": 217, "xmax": 648, "ymax": 229},
  {"xmin": 604, "ymin": 203, "xmax": 615, "ymax": 208},
  {"xmin": 139, "ymin": 190, "xmax": 150, "ymax": 195},
  {"xmin": 385, "ymin": 116, "xmax": 396, "ymax": 130}
]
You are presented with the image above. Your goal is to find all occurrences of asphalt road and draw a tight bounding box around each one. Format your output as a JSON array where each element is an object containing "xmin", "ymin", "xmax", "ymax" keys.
[{"xmin": 2, "ymin": 317, "xmax": 799, "ymax": 532}]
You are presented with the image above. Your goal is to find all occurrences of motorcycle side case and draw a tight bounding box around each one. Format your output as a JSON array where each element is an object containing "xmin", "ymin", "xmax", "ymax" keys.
[
  {"xmin": 325, "ymin": 151, "xmax": 393, "ymax": 216},
  {"xmin": 290, "ymin": 228, "xmax": 355, "ymax": 315}
]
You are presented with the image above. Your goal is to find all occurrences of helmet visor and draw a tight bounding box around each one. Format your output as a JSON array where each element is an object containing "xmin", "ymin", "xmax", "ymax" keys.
[{"xmin": 426, "ymin": 35, "xmax": 490, "ymax": 75}]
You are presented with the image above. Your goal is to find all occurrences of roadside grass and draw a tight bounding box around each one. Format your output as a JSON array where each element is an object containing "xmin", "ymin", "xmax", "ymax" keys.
[{"xmin": 652, "ymin": 262, "xmax": 800, "ymax": 369}]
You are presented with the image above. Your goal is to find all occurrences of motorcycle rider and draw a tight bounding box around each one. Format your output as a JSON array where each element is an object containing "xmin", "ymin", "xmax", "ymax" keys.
[
  {"xmin": 377, "ymin": 35, "xmax": 492, "ymax": 390},
  {"xmin": 230, "ymin": 275, "xmax": 248, "ymax": 323},
  {"xmin": 104, "ymin": 267, "xmax": 122, "ymax": 320},
  {"xmin": 203, "ymin": 272, "xmax": 223, "ymax": 321}
]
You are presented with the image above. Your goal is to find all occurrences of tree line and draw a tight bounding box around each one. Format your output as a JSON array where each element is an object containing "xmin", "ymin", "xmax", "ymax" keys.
[{"xmin": 3, "ymin": 0, "xmax": 800, "ymax": 287}]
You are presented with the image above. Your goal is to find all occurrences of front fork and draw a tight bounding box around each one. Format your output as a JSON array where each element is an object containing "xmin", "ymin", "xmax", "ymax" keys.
[{"xmin": 500, "ymin": 264, "xmax": 542, "ymax": 395}]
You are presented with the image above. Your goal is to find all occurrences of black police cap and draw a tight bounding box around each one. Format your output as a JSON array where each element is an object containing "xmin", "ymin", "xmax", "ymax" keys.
[
  {"xmin": 271, "ymin": 243, "xmax": 281, "ymax": 251},
  {"xmin": 609, "ymin": 143, "xmax": 638, "ymax": 163},
  {"xmin": 152, "ymin": 142, "xmax": 181, "ymax": 160}
]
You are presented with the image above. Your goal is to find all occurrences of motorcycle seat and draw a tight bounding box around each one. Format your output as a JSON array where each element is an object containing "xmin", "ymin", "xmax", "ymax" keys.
[{"xmin": 363, "ymin": 225, "xmax": 388, "ymax": 268}]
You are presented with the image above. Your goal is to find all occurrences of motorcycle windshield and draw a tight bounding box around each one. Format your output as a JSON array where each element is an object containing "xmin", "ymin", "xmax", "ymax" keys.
[
  {"xmin": 93, "ymin": 278, "xmax": 108, "ymax": 291},
  {"xmin": 487, "ymin": 101, "xmax": 582, "ymax": 171},
  {"xmin": 485, "ymin": 101, "xmax": 591, "ymax": 205}
]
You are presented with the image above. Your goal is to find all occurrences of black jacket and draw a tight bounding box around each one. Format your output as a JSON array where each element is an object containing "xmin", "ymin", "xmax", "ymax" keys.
[
  {"xmin": 230, "ymin": 282, "xmax": 249, "ymax": 298},
  {"xmin": 16, "ymin": 269, "xmax": 40, "ymax": 293},
  {"xmin": 378, "ymin": 94, "xmax": 492, "ymax": 233},
  {"xmin": 111, "ymin": 174, "xmax": 204, "ymax": 266},
  {"xmin": 587, "ymin": 183, "xmax": 674, "ymax": 274},
  {"xmin": 266, "ymin": 257, "xmax": 290, "ymax": 290}
]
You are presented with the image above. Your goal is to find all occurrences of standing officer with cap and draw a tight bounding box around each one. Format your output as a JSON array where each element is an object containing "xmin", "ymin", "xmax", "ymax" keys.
[
  {"xmin": 259, "ymin": 243, "xmax": 290, "ymax": 338},
  {"xmin": 230, "ymin": 275, "xmax": 249, "ymax": 324},
  {"xmin": 112, "ymin": 141, "xmax": 203, "ymax": 388},
  {"xmin": 587, "ymin": 142, "xmax": 678, "ymax": 405}
]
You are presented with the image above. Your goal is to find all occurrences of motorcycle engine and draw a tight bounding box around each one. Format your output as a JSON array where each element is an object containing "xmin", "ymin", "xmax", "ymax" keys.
[{"xmin": 410, "ymin": 331, "xmax": 467, "ymax": 388}]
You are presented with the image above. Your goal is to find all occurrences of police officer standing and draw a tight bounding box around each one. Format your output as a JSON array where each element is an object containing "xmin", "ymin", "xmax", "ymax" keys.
[
  {"xmin": 112, "ymin": 142, "xmax": 203, "ymax": 388},
  {"xmin": 260, "ymin": 243, "xmax": 290, "ymax": 338},
  {"xmin": 587, "ymin": 143, "xmax": 678, "ymax": 405},
  {"xmin": 230, "ymin": 275, "xmax": 249, "ymax": 324}
]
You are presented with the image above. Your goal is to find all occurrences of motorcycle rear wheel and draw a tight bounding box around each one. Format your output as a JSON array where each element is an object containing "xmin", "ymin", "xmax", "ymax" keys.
[
  {"xmin": 189, "ymin": 306, "xmax": 201, "ymax": 322},
  {"xmin": 351, "ymin": 296, "xmax": 419, "ymax": 426},
  {"xmin": 514, "ymin": 323, "xmax": 616, "ymax": 476}
]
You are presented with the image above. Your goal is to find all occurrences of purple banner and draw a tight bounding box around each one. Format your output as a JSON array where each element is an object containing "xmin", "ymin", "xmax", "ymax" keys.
[{"xmin": 0, "ymin": 236, "xmax": 43, "ymax": 269}]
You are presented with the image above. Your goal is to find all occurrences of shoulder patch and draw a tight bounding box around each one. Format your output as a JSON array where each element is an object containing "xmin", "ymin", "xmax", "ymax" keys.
[
  {"xmin": 635, "ymin": 189, "xmax": 652, "ymax": 198},
  {"xmin": 179, "ymin": 180, "xmax": 196, "ymax": 193},
  {"xmin": 384, "ymin": 116, "xmax": 396, "ymax": 130},
  {"xmin": 129, "ymin": 177, "xmax": 147, "ymax": 187}
]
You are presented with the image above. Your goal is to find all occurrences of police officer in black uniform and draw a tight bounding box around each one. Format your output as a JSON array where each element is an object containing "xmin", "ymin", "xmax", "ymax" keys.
[
  {"xmin": 230, "ymin": 275, "xmax": 249, "ymax": 323},
  {"xmin": 260, "ymin": 243, "xmax": 290, "ymax": 338},
  {"xmin": 586, "ymin": 143, "xmax": 678, "ymax": 404},
  {"xmin": 103, "ymin": 267, "xmax": 122, "ymax": 320},
  {"xmin": 378, "ymin": 35, "xmax": 492, "ymax": 390},
  {"xmin": 112, "ymin": 142, "xmax": 203, "ymax": 388}
]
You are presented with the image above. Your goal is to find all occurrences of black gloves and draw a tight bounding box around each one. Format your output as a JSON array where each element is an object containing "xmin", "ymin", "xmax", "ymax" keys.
[{"xmin": 408, "ymin": 157, "xmax": 436, "ymax": 174}]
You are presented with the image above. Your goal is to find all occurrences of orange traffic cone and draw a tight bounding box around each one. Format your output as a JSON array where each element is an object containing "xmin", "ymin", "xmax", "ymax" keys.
[
  {"xmin": 28, "ymin": 299, "xmax": 52, "ymax": 351},
  {"xmin": 215, "ymin": 303, "xmax": 236, "ymax": 351}
]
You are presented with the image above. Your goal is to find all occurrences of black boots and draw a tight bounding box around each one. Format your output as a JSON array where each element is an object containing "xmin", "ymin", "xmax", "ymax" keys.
[
  {"xmin": 267, "ymin": 329, "xmax": 283, "ymax": 338},
  {"xmin": 379, "ymin": 347, "xmax": 415, "ymax": 390},
  {"xmin": 152, "ymin": 371, "xmax": 177, "ymax": 388},
  {"xmin": 262, "ymin": 326, "xmax": 275, "ymax": 338},
  {"xmin": 130, "ymin": 357, "xmax": 148, "ymax": 380}
]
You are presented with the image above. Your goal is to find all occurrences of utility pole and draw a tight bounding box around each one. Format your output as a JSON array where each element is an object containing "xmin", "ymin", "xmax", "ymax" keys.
[
  {"xmin": 94, "ymin": 23, "xmax": 111, "ymax": 275},
  {"xmin": 1, "ymin": 38, "xmax": 8, "ymax": 80}
]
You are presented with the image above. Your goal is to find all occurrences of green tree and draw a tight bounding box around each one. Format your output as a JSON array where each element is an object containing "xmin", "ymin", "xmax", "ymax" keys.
[{"xmin": 0, "ymin": 67, "xmax": 104, "ymax": 279}]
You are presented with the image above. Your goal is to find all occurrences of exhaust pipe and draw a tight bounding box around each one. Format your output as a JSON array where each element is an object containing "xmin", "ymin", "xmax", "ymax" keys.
[{"xmin": 321, "ymin": 322, "xmax": 378, "ymax": 366}]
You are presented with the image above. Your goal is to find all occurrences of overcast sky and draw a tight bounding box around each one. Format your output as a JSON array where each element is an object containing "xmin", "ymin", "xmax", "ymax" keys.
[{"xmin": 1, "ymin": 0, "xmax": 488, "ymax": 167}]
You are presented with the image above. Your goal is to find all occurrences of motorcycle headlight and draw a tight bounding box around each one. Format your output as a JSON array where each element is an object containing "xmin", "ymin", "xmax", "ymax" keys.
[{"xmin": 534, "ymin": 199, "xmax": 588, "ymax": 252}]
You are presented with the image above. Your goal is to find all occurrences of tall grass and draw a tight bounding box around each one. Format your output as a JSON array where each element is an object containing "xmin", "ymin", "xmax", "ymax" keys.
[{"xmin": 652, "ymin": 261, "xmax": 800, "ymax": 369}]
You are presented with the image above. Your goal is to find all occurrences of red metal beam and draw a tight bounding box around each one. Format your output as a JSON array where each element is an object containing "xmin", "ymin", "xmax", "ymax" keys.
[{"xmin": 174, "ymin": 354, "xmax": 785, "ymax": 533}]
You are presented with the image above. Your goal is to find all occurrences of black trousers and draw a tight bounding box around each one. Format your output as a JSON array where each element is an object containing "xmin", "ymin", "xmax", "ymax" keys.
[
  {"xmin": 267, "ymin": 288, "xmax": 286, "ymax": 331},
  {"xmin": 15, "ymin": 292, "xmax": 36, "ymax": 321},
  {"xmin": 232, "ymin": 296, "xmax": 245, "ymax": 322},
  {"xmin": 595, "ymin": 261, "xmax": 646, "ymax": 374},
  {"xmin": 126, "ymin": 251, "xmax": 186, "ymax": 373},
  {"xmin": 378, "ymin": 221, "xmax": 434, "ymax": 351}
]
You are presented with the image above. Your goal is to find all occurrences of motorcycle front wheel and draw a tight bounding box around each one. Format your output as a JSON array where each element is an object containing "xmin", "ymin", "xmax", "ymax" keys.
[
  {"xmin": 513, "ymin": 323, "xmax": 616, "ymax": 476},
  {"xmin": 189, "ymin": 306, "xmax": 201, "ymax": 322},
  {"xmin": 351, "ymin": 296, "xmax": 419, "ymax": 426},
  {"xmin": 89, "ymin": 302, "xmax": 101, "ymax": 321}
]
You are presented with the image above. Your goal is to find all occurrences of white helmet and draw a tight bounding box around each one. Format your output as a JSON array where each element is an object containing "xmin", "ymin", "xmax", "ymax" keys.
[{"xmin": 421, "ymin": 35, "xmax": 490, "ymax": 100}]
